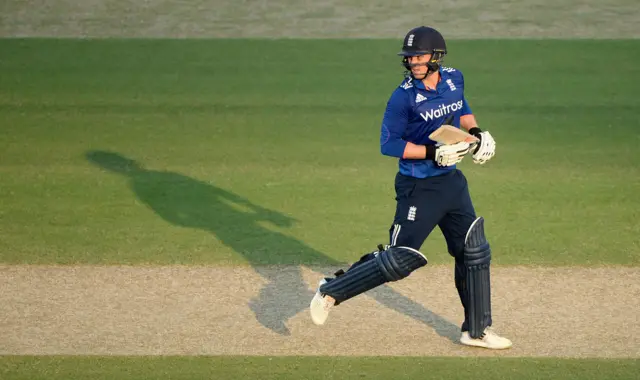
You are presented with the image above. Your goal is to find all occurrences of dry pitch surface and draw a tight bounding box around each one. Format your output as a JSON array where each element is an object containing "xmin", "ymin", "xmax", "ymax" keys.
[{"xmin": 1, "ymin": 265, "xmax": 638, "ymax": 357}]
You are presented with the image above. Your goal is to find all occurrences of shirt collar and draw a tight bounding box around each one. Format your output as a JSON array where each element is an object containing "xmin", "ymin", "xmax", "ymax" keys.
[{"xmin": 414, "ymin": 67, "xmax": 445, "ymax": 91}]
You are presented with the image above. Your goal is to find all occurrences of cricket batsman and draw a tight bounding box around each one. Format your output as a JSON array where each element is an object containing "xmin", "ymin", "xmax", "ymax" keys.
[{"xmin": 309, "ymin": 26, "xmax": 512, "ymax": 350}]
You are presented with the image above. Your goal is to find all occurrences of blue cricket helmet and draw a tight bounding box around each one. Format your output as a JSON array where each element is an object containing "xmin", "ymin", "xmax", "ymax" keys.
[
  {"xmin": 398, "ymin": 26, "xmax": 447, "ymax": 57},
  {"xmin": 398, "ymin": 26, "xmax": 448, "ymax": 78}
]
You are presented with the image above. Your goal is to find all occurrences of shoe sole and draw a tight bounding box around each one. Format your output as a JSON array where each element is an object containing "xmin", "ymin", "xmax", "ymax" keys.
[
  {"xmin": 310, "ymin": 280, "xmax": 329, "ymax": 325},
  {"xmin": 460, "ymin": 336, "xmax": 512, "ymax": 350}
]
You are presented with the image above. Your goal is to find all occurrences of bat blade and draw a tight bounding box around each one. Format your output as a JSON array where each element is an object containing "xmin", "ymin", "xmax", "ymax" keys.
[{"xmin": 429, "ymin": 125, "xmax": 479, "ymax": 145}]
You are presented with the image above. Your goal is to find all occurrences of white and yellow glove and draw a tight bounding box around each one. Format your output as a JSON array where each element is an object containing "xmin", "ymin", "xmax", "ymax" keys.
[
  {"xmin": 469, "ymin": 128, "xmax": 496, "ymax": 164},
  {"xmin": 426, "ymin": 141, "xmax": 471, "ymax": 167}
]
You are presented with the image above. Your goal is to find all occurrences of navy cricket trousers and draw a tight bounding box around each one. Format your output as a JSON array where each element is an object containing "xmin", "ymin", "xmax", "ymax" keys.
[{"xmin": 388, "ymin": 169, "xmax": 484, "ymax": 331}]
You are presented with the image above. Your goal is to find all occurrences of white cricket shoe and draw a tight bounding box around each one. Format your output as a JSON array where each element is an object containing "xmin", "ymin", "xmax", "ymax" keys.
[
  {"xmin": 310, "ymin": 279, "xmax": 335, "ymax": 325},
  {"xmin": 460, "ymin": 327, "xmax": 512, "ymax": 349}
]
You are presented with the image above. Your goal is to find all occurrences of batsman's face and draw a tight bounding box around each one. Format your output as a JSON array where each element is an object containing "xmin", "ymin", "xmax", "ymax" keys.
[{"xmin": 407, "ymin": 54, "xmax": 432, "ymax": 77}]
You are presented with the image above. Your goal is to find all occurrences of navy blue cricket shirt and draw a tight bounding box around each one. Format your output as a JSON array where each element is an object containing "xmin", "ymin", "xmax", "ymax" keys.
[{"xmin": 379, "ymin": 67, "xmax": 473, "ymax": 178}]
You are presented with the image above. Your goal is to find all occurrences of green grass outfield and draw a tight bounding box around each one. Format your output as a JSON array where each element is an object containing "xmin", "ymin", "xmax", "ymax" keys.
[
  {"xmin": 1, "ymin": 39, "xmax": 638, "ymax": 266},
  {"xmin": 1, "ymin": 356, "xmax": 639, "ymax": 380},
  {"xmin": 1, "ymin": 39, "xmax": 639, "ymax": 378}
]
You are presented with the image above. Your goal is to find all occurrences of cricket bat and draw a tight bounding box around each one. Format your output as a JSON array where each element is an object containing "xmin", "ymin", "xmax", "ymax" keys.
[{"xmin": 429, "ymin": 125, "xmax": 479, "ymax": 145}]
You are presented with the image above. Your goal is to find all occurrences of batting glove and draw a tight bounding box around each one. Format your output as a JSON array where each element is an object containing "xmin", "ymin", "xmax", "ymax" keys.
[
  {"xmin": 468, "ymin": 128, "xmax": 496, "ymax": 165},
  {"xmin": 426, "ymin": 141, "xmax": 471, "ymax": 167}
]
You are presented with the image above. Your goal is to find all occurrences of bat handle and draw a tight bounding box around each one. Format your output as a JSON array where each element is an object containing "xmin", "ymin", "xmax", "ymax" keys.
[
  {"xmin": 468, "ymin": 141, "xmax": 479, "ymax": 154},
  {"xmin": 443, "ymin": 114, "xmax": 455, "ymax": 126}
]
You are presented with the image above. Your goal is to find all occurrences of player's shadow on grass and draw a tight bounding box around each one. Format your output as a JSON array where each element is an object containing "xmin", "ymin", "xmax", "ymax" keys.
[{"xmin": 85, "ymin": 150, "xmax": 460, "ymax": 341}]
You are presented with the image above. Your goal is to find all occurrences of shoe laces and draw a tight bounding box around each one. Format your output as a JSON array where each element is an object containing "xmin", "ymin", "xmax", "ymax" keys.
[{"xmin": 482, "ymin": 327, "xmax": 502, "ymax": 339}]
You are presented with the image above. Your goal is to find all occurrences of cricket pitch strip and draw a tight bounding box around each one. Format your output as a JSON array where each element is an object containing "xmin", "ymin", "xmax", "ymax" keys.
[{"xmin": 1, "ymin": 264, "xmax": 638, "ymax": 358}]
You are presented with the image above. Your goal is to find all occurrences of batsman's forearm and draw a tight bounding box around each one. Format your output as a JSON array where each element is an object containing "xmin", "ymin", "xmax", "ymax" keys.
[
  {"xmin": 460, "ymin": 114, "xmax": 479, "ymax": 132},
  {"xmin": 403, "ymin": 142, "xmax": 431, "ymax": 159}
]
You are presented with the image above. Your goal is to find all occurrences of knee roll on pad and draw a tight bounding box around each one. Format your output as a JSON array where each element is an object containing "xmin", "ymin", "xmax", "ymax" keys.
[
  {"xmin": 465, "ymin": 217, "xmax": 491, "ymax": 265},
  {"xmin": 320, "ymin": 246, "xmax": 427, "ymax": 305},
  {"xmin": 376, "ymin": 246, "xmax": 426, "ymax": 281},
  {"xmin": 464, "ymin": 217, "xmax": 493, "ymax": 339}
]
